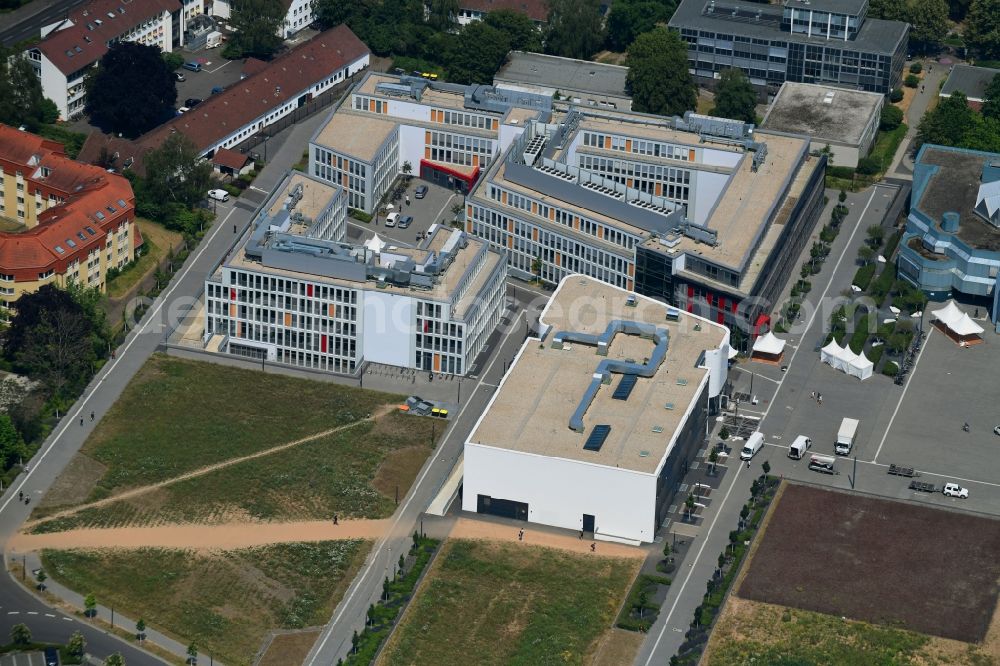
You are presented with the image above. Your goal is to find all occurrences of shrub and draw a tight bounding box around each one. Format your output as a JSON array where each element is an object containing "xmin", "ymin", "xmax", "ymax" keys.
[
  {"xmin": 869, "ymin": 264, "xmax": 896, "ymax": 302},
  {"xmin": 880, "ymin": 105, "xmax": 904, "ymax": 131},
  {"xmin": 857, "ymin": 156, "xmax": 881, "ymax": 175},
  {"xmin": 905, "ymin": 74, "xmax": 920, "ymax": 88},
  {"xmin": 852, "ymin": 263, "xmax": 876, "ymax": 291},
  {"xmin": 890, "ymin": 88, "xmax": 904, "ymax": 103},
  {"xmin": 909, "ymin": 62, "xmax": 922, "ymax": 74},
  {"xmin": 828, "ymin": 165, "xmax": 856, "ymax": 179},
  {"xmin": 163, "ymin": 52, "xmax": 185, "ymax": 70},
  {"xmin": 883, "ymin": 361, "xmax": 899, "ymax": 376},
  {"xmin": 349, "ymin": 208, "xmax": 373, "ymax": 223}
]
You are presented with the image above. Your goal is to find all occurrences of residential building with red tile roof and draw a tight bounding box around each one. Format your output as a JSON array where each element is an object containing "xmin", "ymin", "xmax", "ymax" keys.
[
  {"xmin": 0, "ymin": 124, "xmax": 138, "ymax": 315},
  {"xmin": 211, "ymin": 0, "xmax": 316, "ymax": 38},
  {"xmin": 454, "ymin": 0, "xmax": 549, "ymax": 25},
  {"xmin": 25, "ymin": 0, "xmax": 189, "ymax": 119}
]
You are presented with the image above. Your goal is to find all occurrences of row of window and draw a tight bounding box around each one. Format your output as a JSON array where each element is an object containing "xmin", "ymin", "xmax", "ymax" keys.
[
  {"xmin": 581, "ymin": 131, "xmax": 692, "ymax": 162},
  {"xmin": 220, "ymin": 273, "xmax": 360, "ymax": 304}
]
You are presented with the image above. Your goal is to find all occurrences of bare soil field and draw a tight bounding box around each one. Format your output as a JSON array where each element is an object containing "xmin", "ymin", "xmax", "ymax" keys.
[{"xmin": 739, "ymin": 483, "xmax": 1000, "ymax": 642}]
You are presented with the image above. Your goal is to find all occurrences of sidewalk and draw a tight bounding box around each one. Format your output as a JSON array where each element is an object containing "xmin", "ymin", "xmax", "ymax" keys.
[
  {"xmin": 22, "ymin": 551, "xmax": 218, "ymax": 665},
  {"xmin": 886, "ymin": 61, "xmax": 949, "ymax": 178}
]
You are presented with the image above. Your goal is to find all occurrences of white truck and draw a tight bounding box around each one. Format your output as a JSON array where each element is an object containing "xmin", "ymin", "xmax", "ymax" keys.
[
  {"xmin": 835, "ymin": 417, "xmax": 859, "ymax": 456},
  {"xmin": 206, "ymin": 31, "xmax": 224, "ymax": 48}
]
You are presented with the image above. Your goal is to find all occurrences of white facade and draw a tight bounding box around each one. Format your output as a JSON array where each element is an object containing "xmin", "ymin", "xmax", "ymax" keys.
[{"xmin": 210, "ymin": 0, "xmax": 314, "ymax": 37}]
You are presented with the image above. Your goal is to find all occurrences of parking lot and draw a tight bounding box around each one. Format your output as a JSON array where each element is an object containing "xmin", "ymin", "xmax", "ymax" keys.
[
  {"xmin": 347, "ymin": 180, "xmax": 462, "ymax": 248},
  {"xmin": 173, "ymin": 53, "xmax": 246, "ymax": 112},
  {"xmin": 0, "ymin": 652, "xmax": 49, "ymax": 666}
]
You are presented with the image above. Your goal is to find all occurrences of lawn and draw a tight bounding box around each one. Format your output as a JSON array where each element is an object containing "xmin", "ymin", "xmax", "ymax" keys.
[
  {"xmin": 739, "ymin": 484, "xmax": 1000, "ymax": 642},
  {"xmin": 41, "ymin": 541, "xmax": 369, "ymax": 666},
  {"xmin": 702, "ymin": 597, "xmax": 998, "ymax": 666},
  {"xmin": 32, "ymin": 411, "xmax": 437, "ymax": 531},
  {"xmin": 35, "ymin": 354, "xmax": 405, "ymax": 511},
  {"xmin": 378, "ymin": 539, "xmax": 637, "ymax": 666},
  {"xmin": 106, "ymin": 219, "xmax": 183, "ymax": 299}
]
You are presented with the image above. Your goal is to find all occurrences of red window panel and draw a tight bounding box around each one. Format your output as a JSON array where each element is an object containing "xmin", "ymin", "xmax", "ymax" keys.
[
  {"xmin": 321, "ymin": 335, "xmax": 328, "ymax": 353},
  {"xmin": 230, "ymin": 288, "xmax": 236, "ymax": 301},
  {"xmin": 307, "ymin": 284, "xmax": 314, "ymax": 297}
]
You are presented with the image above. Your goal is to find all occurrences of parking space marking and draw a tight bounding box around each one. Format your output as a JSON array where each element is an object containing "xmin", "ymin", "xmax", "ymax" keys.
[
  {"xmin": 205, "ymin": 61, "xmax": 231, "ymax": 74},
  {"xmin": 872, "ymin": 327, "xmax": 933, "ymax": 463}
]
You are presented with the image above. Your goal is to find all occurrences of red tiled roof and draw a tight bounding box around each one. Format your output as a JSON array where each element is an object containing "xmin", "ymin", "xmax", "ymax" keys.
[
  {"xmin": 0, "ymin": 124, "xmax": 135, "ymax": 282},
  {"xmin": 33, "ymin": 0, "xmax": 181, "ymax": 77},
  {"xmin": 460, "ymin": 0, "xmax": 549, "ymax": 22},
  {"xmin": 241, "ymin": 57, "xmax": 270, "ymax": 78},
  {"xmin": 139, "ymin": 25, "xmax": 369, "ymax": 155},
  {"xmin": 212, "ymin": 147, "xmax": 251, "ymax": 170}
]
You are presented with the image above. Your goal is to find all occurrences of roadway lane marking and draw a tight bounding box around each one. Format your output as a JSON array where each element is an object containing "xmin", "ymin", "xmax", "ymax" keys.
[
  {"xmin": 0, "ymin": 206, "xmax": 238, "ymax": 516},
  {"xmin": 62, "ymin": 617, "xmax": 73, "ymax": 621},
  {"xmin": 871, "ymin": 327, "xmax": 933, "ymax": 463},
  {"xmin": 44, "ymin": 613, "xmax": 54, "ymax": 617},
  {"xmin": 7, "ymin": 611, "xmax": 17, "ymax": 614},
  {"xmin": 26, "ymin": 611, "xmax": 37, "ymax": 615},
  {"xmin": 307, "ymin": 310, "xmax": 526, "ymax": 665}
]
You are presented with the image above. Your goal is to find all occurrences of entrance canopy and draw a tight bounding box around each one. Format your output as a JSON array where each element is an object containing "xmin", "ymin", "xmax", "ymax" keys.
[{"xmin": 752, "ymin": 331, "xmax": 786, "ymax": 356}]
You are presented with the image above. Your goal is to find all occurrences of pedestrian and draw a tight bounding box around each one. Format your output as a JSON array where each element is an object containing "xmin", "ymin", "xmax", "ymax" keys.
[
  {"xmin": 579, "ymin": 530, "xmax": 583, "ymax": 539},
  {"xmin": 233, "ymin": 224, "xmax": 237, "ymax": 233},
  {"xmin": 810, "ymin": 391, "xmax": 815, "ymax": 400},
  {"xmin": 79, "ymin": 417, "xmax": 84, "ymax": 427},
  {"xmin": 746, "ymin": 459, "xmax": 751, "ymax": 469},
  {"xmin": 90, "ymin": 411, "xmax": 95, "ymax": 421},
  {"xmin": 18, "ymin": 491, "xmax": 22, "ymax": 501},
  {"xmin": 112, "ymin": 350, "xmax": 116, "ymax": 359},
  {"xmin": 518, "ymin": 529, "xmax": 523, "ymax": 541},
  {"xmin": 818, "ymin": 393, "xmax": 823, "ymax": 405},
  {"xmin": 333, "ymin": 514, "xmax": 339, "ymax": 525},
  {"xmin": 590, "ymin": 543, "xmax": 596, "ymax": 553}
]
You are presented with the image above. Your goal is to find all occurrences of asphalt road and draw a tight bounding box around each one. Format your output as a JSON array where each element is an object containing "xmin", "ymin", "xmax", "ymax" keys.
[{"xmin": 0, "ymin": 0, "xmax": 88, "ymax": 46}]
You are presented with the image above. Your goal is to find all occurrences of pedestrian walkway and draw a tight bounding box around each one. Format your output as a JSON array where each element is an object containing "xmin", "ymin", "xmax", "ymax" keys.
[
  {"xmin": 887, "ymin": 61, "xmax": 949, "ymax": 177},
  {"xmin": 446, "ymin": 516, "xmax": 647, "ymax": 559}
]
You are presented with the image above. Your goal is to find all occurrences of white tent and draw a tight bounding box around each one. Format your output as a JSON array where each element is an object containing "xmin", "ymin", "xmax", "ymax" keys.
[
  {"xmin": 932, "ymin": 301, "xmax": 964, "ymax": 328},
  {"xmin": 727, "ymin": 344, "xmax": 739, "ymax": 360},
  {"xmin": 951, "ymin": 313, "xmax": 984, "ymax": 336},
  {"xmin": 820, "ymin": 340, "xmax": 844, "ymax": 368},
  {"xmin": 364, "ymin": 234, "xmax": 387, "ymax": 253},
  {"xmin": 752, "ymin": 331, "xmax": 786, "ymax": 356},
  {"xmin": 847, "ymin": 350, "xmax": 874, "ymax": 381}
]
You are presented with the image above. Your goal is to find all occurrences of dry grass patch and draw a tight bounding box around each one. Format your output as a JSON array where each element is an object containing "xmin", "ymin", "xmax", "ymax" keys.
[
  {"xmin": 257, "ymin": 630, "xmax": 321, "ymax": 666},
  {"xmin": 590, "ymin": 628, "xmax": 645, "ymax": 666}
]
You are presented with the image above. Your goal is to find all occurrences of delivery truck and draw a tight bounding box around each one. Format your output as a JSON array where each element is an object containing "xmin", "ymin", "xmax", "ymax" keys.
[
  {"xmin": 835, "ymin": 417, "xmax": 859, "ymax": 455},
  {"xmin": 206, "ymin": 31, "xmax": 223, "ymax": 48}
]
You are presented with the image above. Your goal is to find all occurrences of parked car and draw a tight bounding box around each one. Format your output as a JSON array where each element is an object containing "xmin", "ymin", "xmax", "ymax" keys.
[
  {"xmin": 993, "ymin": 424, "xmax": 1000, "ymax": 436},
  {"xmin": 182, "ymin": 61, "xmax": 202, "ymax": 72},
  {"xmin": 943, "ymin": 482, "xmax": 969, "ymax": 498},
  {"xmin": 207, "ymin": 188, "xmax": 230, "ymax": 202},
  {"xmin": 398, "ymin": 215, "xmax": 413, "ymax": 229},
  {"xmin": 184, "ymin": 98, "xmax": 203, "ymax": 108},
  {"xmin": 177, "ymin": 106, "xmax": 190, "ymax": 114},
  {"xmin": 211, "ymin": 85, "xmax": 224, "ymax": 94},
  {"xmin": 414, "ymin": 185, "xmax": 428, "ymax": 199},
  {"xmin": 385, "ymin": 212, "xmax": 399, "ymax": 227},
  {"xmin": 175, "ymin": 72, "xmax": 186, "ymax": 82},
  {"xmin": 44, "ymin": 647, "xmax": 59, "ymax": 666}
]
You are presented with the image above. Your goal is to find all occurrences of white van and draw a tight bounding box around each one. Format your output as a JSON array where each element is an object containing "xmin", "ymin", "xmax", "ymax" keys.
[
  {"xmin": 740, "ymin": 431, "xmax": 765, "ymax": 461},
  {"xmin": 385, "ymin": 212, "xmax": 399, "ymax": 227},
  {"xmin": 788, "ymin": 435, "xmax": 812, "ymax": 460},
  {"xmin": 207, "ymin": 188, "xmax": 229, "ymax": 202}
]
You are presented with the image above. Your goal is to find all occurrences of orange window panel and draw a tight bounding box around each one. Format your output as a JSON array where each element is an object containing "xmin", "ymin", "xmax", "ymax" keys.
[
  {"xmin": 655, "ymin": 183, "xmax": 663, "ymax": 196},
  {"xmin": 466, "ymin": 205, "xmax": 473, "ymax": 217},
  {"xmin": 466, "ymin": 220, "xmax": 473, "ymax": 233},
  {"xmin": 573, "ymin": 217, "xmax": 580, "ymax": 230},
  {"xmin": 689, "ymin": 149, "xmax": 696, "ymax": 161},
  {"xmin": 626, "ymin": 139, "xmax": 632, "ymax": 152},
  {"xmin": 549, "ymin": 208, "xmax": 555, "ymax": 221},
  {"xmin": 284, "ymin": 312, "xmax": 292, "ymax": 326},
  {"xmin": 425, "ymin": 147, "xmax": 431, "ymax": 159},
  {"xmin": 328, "ymin": 304, "xmax": 336, "ymax": 318},
  {"xmin": 472, "ymin": 155, "xmax": 479, "ymax": 167},
  {"xmin": 628, "ymin": 264, "xmax": 635, "ymax": 277},
  {"xmin": 627, "ymin": 179, "xmax": 633, "ymax": 188},
  {"xmin": 425, "ymin": 130, "xmax": 431, "ymax": 143},
  {"xmin": 532, "ymin": 228, "xmax": 538, "ymax": 241},
  {"xmin": 555, "ymin": 252, "xmax": 561, "ymax": 267},
  {"xmin": 492, "ymin": 119, "xmax": 499, "ymax": 130},
  {"xmin": 604, "ymin": 136, "xmax": 611, "ymax": 149},
  {"xmin": 502, "ymin": 192, "xmax": 508, "ymax": 205},
  {"xmin": 341, "ymin": 172, "xmax": 348, "ymax": 186},
  {"xmin": 229, "ymin": 304, "xmax": 236, "ymax": 317},
  {"xmin": 627, "ymin": 278, "xmax": 634, "ymax": 291},
  {"xmin": 531, "ymin": 202, "xmax": 537, "ymax": 214},
  {"xmin": 598, "ymin": 226, "xmax": 604, "ymax": 239},
  {"xmin": 507, "ymin": 236, "xmax": 513, "ymax": 248},
  {"xmin": 237, "ymin": 321, "xmax": 242, "ymax": 337},
  {"xmin": 433, "ymin": 354, "xmax": 441, "ymax": 372}
]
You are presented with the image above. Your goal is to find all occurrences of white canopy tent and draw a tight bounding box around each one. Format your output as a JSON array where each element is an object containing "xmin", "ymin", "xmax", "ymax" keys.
[
  {"xmin": 820, "ymin": 340, "xmax": 845, "ymax": 369},
  {"xmin": 820, "ymin": 340, "xmax": 873, "ymax": 380},
  {"xmin": 951, "ymin": 313, "xmax": 985, "ymax": 336},
  {"xmin": 752, "ymin": 332, "xmax": 787, "ymax": 357},
  {"xmin": 363, "ymin": 234, "xmax": 388, "ymax": 253},
  {"xmin": 847, "ymin": 350, "xmax": 874, "ymax": 380},
  {"xmin": 932, "ymin": 300, "xmax": 985, "ymax": 344}
]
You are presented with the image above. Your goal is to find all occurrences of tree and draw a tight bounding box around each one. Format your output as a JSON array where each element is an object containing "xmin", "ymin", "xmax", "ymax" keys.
[
  {"xmin": 312, "ymin": 0, "xmax": 362, "ymax": 27},
  {"xmin": 867, "ymin": 224, "xmax": 885, "ymax": 247},
  {"xmin": 136, "ymin": 618, "xmax": 146, "ymax": 641},
  {"xmin": 35, "ymin": 568, "xmax": 47, "ymax": 590},
  {"xmin": 982, "ymin": 74, "xmax": 1000, "ymax": 121},
  {"xmin": 68, "ymin": 630, "xmax": 86, "ymax": 657},
  {"xmin": 85, "ymin": 592, "xmax": 97, "ymax": 617},
  {"xmin": 225, "ymin": 0, "xmax": 285, "ymax": 59},
  {"xmin": 916, "ymin": 92, "xmax": 978, "ymax": 149},
  {"xmin": 880, "ymin": 104, "xmax": 904, "ymax": 130},
  {"xmin": 448, "ymin": 21, "xmax": 510, "ymax": 84},
  {"xmin": 869, "ymin": 0, "xmax": 908, "ymax": 20},
  {"xmin": 762, "ymin": 460, "xmax": 771, "ymax": 476},
  {"xmin": 712, "ymin": 68, "xmax": 757, "ymax": 123},
  {"xmin": 545, "ymin": 0, "xmax": 605, "ymax": 60},
  {"xmin": 85, "ymin": 42, "xmax": 176, "ymax": 137},
  {"xmin": 605, "ymin": 0, "xmax": 675, "ymax": 52},
  {"xmin": 484, "ymin": 9, "xmax": 543, "ymax": 52},
  {"xmin": 186, "ymin": 641, "xmax": 198, "ymax": 663},
  {"xmin": 719, "ymin": 426, "xmax": 730, "ymax": 441},
  {"xmin": 685, "ymin": 493, "xmax": 696, "ymax": 519},
  {"xmin": 858, "ymin": 245, "xmax": 876, "ymax": 264},
  {"xmin": 626, "ymin": 28, "xmax": 696, "ymax": 117},
  {"xmin": 103, "ymin": 654, "xmax": 126, "ymax": 666},
  {"xmin": 4, "ymin": 285, "xmax": 97, "ymax": 399},
  {"xmin": 708, "ymin": 449, "xmax": 719, "ymax": 474},
  {"xmin": 0, "ymin": 49, "xmax": 56, "ymax": 129},
  {"xmin": 531, "ymin": 255, "xmax": 543, "ymax": 277},
  {"xmin": 351, "ymin": 629, "xmax": 360, "ymax": 654},
  {"xmin": 10, "ymin": 623, "xmax": 30, "ymax": 645},
  {"xmin": 662, "ymin": 541, "xmax": 671, "ymax": 559},
  {"xmin": 965, "ymin": 0, "xmax": 1000, "ymax": 59},
  {"xmin": 142, "ymin": 133, "xmax": 214, "ymax": 211},
  {"xmin": 637, "ymin": 587, "xmax": 649, "ymax": 617},
  {"xmin": 0, "ymin": 415, "xmax": 27, "ymax": 469},
  {"xmin": 907, "ymin": 0, "xmax": 949, "ymax": 52},
  {"xmin": 426, "ymin": 0, "xmax": 458, "ymax": 30}
]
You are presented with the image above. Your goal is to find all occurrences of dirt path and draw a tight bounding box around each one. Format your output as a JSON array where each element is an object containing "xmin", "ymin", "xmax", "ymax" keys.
[
  {"xmin": 9, "ymin": 518, "xmax": 390, "ymax": 553},
  {"xmin": 447, "ymin": 517, "xmax": 647, "ymax": 560},
  {"xmin": 28, "ymin": 405, "xmax": 397, "ymax": 529}
]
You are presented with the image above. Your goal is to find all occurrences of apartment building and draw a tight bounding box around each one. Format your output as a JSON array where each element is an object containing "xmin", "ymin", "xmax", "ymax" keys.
[
  {"xmin": 464, "ymin": 275, "xmax": 731, "ymax": 544},
  {"xmin": 26, "ymin": 0, "xmax": 184, "ymax": 119},
  {"xmin": 309, "ymin": 72, "xmax": 551, "ymax": 214},
  {"xmin": 203, "ymin": 171, "xmax": 506, "ymax": 375},
  {"xmin": 451, "ymin": 0, "xmax": 548, "ymax": 25},
  {"xmin": 0, "ymin": 124, "xmax": 137, "ymax": 315},
  {"xmin": 212, "ymin": 0, "xmax": 316, "ymax": 38},
  {"xmin": 669, "ymin": 0, "xmax": 908, "ymax": 95},
  {"xmin": 466, "ymin": 109, "xmax": 826, "ymax": 331}
]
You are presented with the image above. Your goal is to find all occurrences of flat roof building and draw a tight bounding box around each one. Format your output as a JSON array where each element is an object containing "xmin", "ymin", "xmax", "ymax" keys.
[
  {"xmin": 463, "ymin": 275, "xmax": 731, "ymax": 544},
  {"xmin": 940, "ymin": 64, "xmax": 1000, "ymax": 111},
  {"xmin": 204, "ymin": 170, "xmax": 506, "ymax": 376},
  {"xmin": 898, "ymin": 145, "xmax": 1000, "ymax": 325},
  {"xmin": 494, "ymin": 51, "xmax": 631, "ymax": 111},
  {"xmin": 761, "ymin": 81, "xmax": 883, "ymax": 168},
  {"xmin": 669, "ymin": 0, "xmax": 908, "ymax": 95}
]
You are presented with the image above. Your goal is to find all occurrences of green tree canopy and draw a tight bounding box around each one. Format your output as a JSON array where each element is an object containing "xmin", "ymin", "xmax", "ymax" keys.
[
  {"xmin": 141, "ymin": 133, "xmax": 214, "ymax": 210},
  {"xmin": 226, "ymin": 0, "xmax": 285, "ymax": 59},
  {"xmin": 0, "ymin": 49, "xmax": 57, "ymax": 129},
  {"xmin": 426, "ymin": 0, "xmax": 458, "ymax": 30},
  {"xmin": 711, "ymin": 68, "xmax": 757, "ymax": 123},
  {"xmin": 625, "ymin": 27, "xmax": 696, "ymax": 117},
  {"xmin": 10, "ymin": 623, "xmax": 30, "ymax": 646},
  {"xmin": 545, "ymin": 0, "xmax": 605, "ymax": 59},
  {"xmin": 917, "ymin": 91, "xmax": 978, "ymax": 147},
  {"xmin": 448, "ymin": 21, "xmax": 510, "ymax": 84},
  {"xmin": 0, "ymin": 415, "xmax": 28, "ymax": 469},
  {"xmin": 965, "ymin": 0, "xmax": 1000, "ymax": 60},
  {"xmin": 85, "ymin": 42, "xmax": 176, "ymax": 137},
  {"xmin": 868, "ymin": 0, "xmax": 908, "ymax": 20},
  {"xmin": 102, "ymin": 654, "xmax": 125, "ymax": 666},
  {"xmin": 484, "ymin": 9, "xmax": 543, "ymax": 52},
  {"xmin": 907, "ymin": 0, "xmax": 949, "ymax": 52},
  {"xmin": 605, "ymin": 0, "xmax": 675, "ymax": 52},
  {"xmin": 982, "ymin": 74, "xmax": 1000, "ymax": 120}
]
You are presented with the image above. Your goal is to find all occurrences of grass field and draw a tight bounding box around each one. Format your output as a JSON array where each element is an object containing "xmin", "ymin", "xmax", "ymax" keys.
[
  {"xmin": 703, "ymin": 597, "xmax": 999, "ymax": 666},
  {"xmin": 35, "ymin": 354, "xmax": 405, "ymax": 514},
  {"xmin": 378, "ymin": 539, "xmax": 637, "ymax": 666},
  {"xmin": 739, "ymin": 484, "xmax": 1000, "ymax": 643},
  {"xmin": 41, "ymin": 541, "xmax": 369, "ymax": 666},
  {"xmin": 32, "ymin": 411, "xmax": 437, "ymax": 531}
]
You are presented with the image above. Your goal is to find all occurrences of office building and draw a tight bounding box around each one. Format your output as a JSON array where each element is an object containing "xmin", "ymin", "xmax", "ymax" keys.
[
  {"xmin": 0, "ymin": 124, "xmax": 138, "ymax": 315},
  {"xmin": 668, "ymin": 0, "xmax": 908, "ymax": 95},
  {"xmin": 898, "ymin": 145, "xmax": 1000, "ymax": 324},
  {"xmin": 463, "ymin": 275, "xmax": 731, "ymax": 544},
  {"xmin": 494, "ymin": 51, "xmax": 631, "ymax": 111},
  {"xmin": 204, "ymin": 171, "xmax": 507, "ymax": 375}
]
